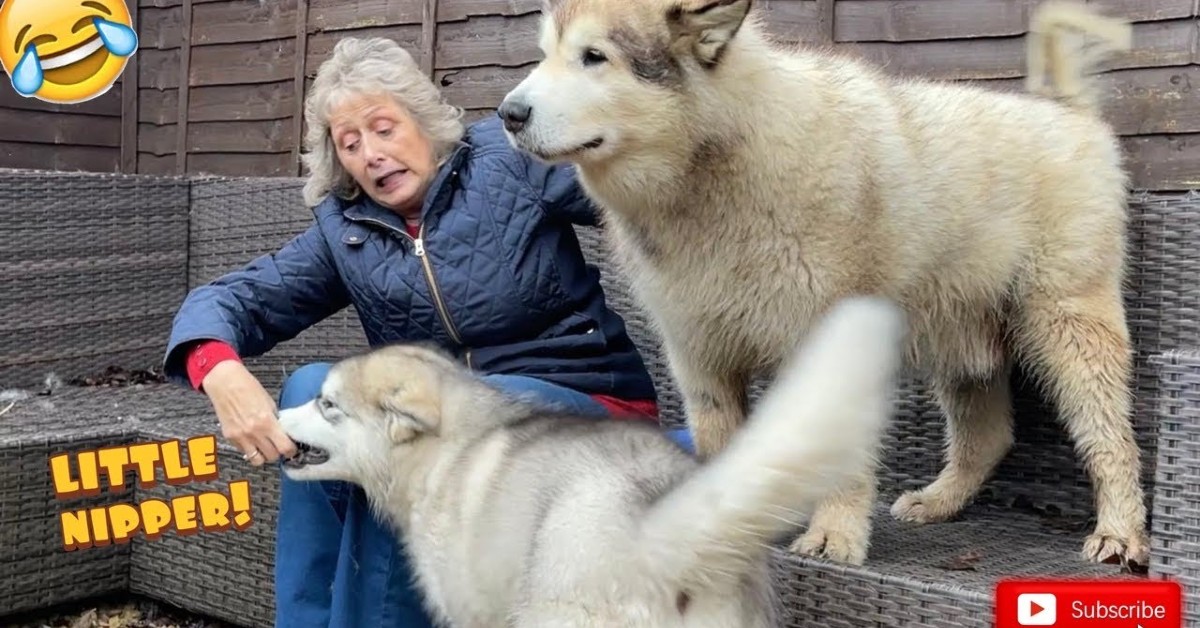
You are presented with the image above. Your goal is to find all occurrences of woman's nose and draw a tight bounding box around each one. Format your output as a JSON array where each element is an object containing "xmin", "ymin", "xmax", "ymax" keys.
[{"xmin": 361, "ymin": 138, "xmax": 385, "ymax": 163}]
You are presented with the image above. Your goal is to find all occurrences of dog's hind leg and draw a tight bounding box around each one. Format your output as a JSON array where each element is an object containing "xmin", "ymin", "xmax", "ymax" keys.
[
  {"xmin": 1015, "ymin": 288, "xmax": 1148, "ymax": 567},
  {"xmin": 890, "ymin": 366, "xmax": 1015, "ymax": 523}
]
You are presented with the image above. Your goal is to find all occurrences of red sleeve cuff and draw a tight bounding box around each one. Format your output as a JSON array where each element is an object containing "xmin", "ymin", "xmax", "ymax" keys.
[
  {"xmin": 185, "ymin": 340, "xmax": 242, "ymax": 391},
  {"xmin": 590, "ymin": 395, "xmax": 659, "ymax": 421}
]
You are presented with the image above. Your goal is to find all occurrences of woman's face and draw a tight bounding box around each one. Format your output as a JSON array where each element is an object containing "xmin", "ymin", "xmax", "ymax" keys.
[{"xmin": 328, "ymin": 92, "xmax": 438, "ymax": 219}]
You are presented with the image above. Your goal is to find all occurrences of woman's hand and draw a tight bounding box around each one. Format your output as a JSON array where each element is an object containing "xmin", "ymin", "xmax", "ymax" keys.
[{"xmin": 201, "ymin": 361, "xmax": 297, "ymax": 466}]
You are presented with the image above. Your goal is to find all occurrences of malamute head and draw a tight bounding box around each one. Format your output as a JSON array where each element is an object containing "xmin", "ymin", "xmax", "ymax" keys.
[
  {"xmin": 277, "ymin": 343, "xmax": 467, "ymax": 484},
  {"xmin": 498, "ymin": 0, "xmax": 754, "ymax": 167}
]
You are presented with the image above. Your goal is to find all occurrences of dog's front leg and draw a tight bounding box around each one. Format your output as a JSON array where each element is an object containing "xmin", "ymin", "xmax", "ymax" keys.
[
  {"xmin": 665, "ymin": 342, "xmax": 749, "ymax": 459},
  {"xmin": 891, "ymin": 366, "xmax": 1015, "ymax": 523},
  {"xmin": 689, "ymin": 392, "xmax": 749, "ymax": 460},
  {"xmin": 790, "ymin": 463, "xmax": 878, "ymax": 565}
]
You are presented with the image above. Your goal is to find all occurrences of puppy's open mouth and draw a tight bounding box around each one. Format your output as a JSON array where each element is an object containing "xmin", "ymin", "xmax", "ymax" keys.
[{"xmin": 283, "ymin": 441, "xmax": 330, "ymax": 469}]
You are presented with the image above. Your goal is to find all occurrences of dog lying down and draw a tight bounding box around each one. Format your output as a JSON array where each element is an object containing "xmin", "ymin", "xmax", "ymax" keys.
[{"xmin": 278, "ymin": 297, "xmax": 904, "ymax": 627}]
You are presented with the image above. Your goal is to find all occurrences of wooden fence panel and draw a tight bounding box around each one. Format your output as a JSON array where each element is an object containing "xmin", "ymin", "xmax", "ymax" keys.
[
  {"xmin": 308, "ymin": 0, "xmax": 424, "ymax": 31},
  {"xmin": 0, "ymin": 0, "xmax": 1194, "ymax": 191},
  {"xmin": 0, "ymin": 38, "xmax": 125, "ymax": 173},
  {"xmin": 136, "ymin": 0, "xmax": 306, "ymax": 174},
  {"xmin": 1123, "ymin": 134, "xmax": 1200, "ymax": 189}
]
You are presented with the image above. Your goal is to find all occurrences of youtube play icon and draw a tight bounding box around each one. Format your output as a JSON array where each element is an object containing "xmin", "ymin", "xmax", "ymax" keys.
[{"xmin": 1018, "ymin": 593, "xmax": 1057, "ymax": 625}]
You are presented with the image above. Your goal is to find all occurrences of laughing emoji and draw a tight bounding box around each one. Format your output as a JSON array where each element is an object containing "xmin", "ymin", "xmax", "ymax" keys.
[{"xmin": 0, "ymin": 0, "xmax": 139, "ymax": 104}]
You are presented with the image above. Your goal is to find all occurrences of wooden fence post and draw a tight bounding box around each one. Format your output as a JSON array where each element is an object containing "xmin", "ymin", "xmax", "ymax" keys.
[
  {"xmin": 292, "ymin": 0, "xmax": 310, "ymax": 176},
  {"xmin": 175, "ymin": 0, "xmax": 193, "ymax": 174},
  {"xmin": 119, "ymin": 0, "xmax": 139, "ymax": 173},
  {"xmin": 1192, "ymin": 0, "xmax": 1199, "ymax": 63},
  {"xmin": 420, "ymin": 0, "xmax": 439, "ymax": 79},
  {"xmin": 817, "ymin": 0, "xmax": 836, "ymax": 44}
]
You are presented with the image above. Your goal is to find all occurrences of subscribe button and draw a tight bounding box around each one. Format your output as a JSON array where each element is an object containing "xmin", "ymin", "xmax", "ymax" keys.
[{"xmin": 995, "ymin": 579, "xmax": 1182, "ymax": 627}]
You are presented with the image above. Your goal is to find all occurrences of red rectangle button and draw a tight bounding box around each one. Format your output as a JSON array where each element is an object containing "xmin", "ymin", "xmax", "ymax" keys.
[{"xmin": 995, "ymin": 579, "xmax": 1182, "ymax": 627}]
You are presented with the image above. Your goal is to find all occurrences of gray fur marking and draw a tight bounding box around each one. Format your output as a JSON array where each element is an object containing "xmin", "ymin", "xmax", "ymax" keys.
[{"xmin": 610, "ymin": 26, "xmax": 682, "ymax": 87}]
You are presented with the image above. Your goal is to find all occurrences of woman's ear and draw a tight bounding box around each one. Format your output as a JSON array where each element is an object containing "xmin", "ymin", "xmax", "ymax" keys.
[{"xmin": 667, "ymin": 0, "xmax": 752, "ymax": 68}]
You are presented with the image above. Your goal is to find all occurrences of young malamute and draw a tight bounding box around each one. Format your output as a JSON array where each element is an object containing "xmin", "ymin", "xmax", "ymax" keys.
[{"xmin": 278, "ymin": 297, "xmax": 904, "ymax": 627}]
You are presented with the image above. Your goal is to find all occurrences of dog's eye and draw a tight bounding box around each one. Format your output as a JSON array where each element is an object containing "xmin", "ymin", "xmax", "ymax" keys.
[
  {"xmin": 581, "ymin": 48, "xmax": 607, "ymax": 66},
  {"xmin": 317, "ymin": 396, "xmax": 342, "ymax": 423}
]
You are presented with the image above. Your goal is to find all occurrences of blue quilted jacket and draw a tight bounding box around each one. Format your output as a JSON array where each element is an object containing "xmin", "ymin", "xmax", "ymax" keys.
[{"xmin": 162, "ymin": 114, "xmax": 658, "ymax": 402}]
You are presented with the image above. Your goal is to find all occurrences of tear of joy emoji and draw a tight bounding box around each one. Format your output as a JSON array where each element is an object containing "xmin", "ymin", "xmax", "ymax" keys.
[{"xmin": 0, "ymin": 0, "xmax": 139, "ymax": 104}]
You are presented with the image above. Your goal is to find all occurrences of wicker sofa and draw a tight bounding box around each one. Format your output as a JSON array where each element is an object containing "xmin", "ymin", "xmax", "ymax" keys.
[{"xmin": 1, "ymin": 166, "xmax": 1198, "ymax": 627}]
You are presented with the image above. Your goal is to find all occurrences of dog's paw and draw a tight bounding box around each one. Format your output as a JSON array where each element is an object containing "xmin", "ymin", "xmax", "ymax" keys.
[
  {"xmin": 788, "ymin": 524, "xmax": 868, "ymax": 566},
  {"xmin": 1082, "ymin": 529, "xmax": 1150, "ymax": 571},
  {"xmin": 890, "ymin": 489, "xmax": 959, "ymax": 524}
]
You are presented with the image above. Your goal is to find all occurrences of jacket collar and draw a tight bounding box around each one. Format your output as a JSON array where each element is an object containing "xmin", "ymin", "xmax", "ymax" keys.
[{"xmin": 342, "ymin": 140, "xmax": 472, "ymax": 233}]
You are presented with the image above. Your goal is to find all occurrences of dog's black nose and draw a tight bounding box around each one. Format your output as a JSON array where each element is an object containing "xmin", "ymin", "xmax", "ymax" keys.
[{"xmin": 498, "ymin": 100, "xmax": 532, "ymax": 133}]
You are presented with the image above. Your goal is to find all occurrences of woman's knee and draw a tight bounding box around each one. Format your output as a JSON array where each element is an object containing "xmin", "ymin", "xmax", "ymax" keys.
[
  {"xmin": 280, "ymin": 472, "xmax": 354, "ymax": 516},
  {"xmin": 665, "ymin": 428, "xmax": 696, "ymax": 455},
  {"xmin": 482, "ymin": 374, "xmax": 608, "ymax": 417},
  {"xmin": 279, "ymin": 362, "xmax": 334, "ymax": 410}
]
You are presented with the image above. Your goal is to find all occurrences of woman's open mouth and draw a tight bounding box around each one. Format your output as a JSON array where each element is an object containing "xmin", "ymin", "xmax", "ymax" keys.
[
  {"xmin": 283, "ymin": 441, "xmax": 331, "ymax": 469},
  {"xmin": 375, "ymin": 170, "xmax": 409, "ymax": 191},
  {"xmin": 40, "ymin": 34, "xmax": 109, "ymax": 85}
]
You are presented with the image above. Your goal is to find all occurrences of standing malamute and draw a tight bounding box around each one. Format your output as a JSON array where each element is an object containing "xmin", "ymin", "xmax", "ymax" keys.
[
  {"xmin": 497, "ymin": 0, "xmax": 1146, "ymax": 568},
  {"xmin": 278, "ymin": 298, "xmax": 904, "ymax": 627}
]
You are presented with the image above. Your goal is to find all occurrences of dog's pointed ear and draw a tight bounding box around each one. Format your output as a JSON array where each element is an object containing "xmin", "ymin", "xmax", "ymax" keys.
[
  {"xmin": 380, "ymin": 379, "xmax": 442, "ymax": 444},
  {"xmin": 668, "ymin": 0, "xmax": 752, "ymax": 67}
]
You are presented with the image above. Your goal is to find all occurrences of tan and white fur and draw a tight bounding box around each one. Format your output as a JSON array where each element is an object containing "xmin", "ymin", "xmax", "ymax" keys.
[
  {"xmin": 497, "ymin": 0, "xmax": 1146, "ymax": 568},
  {"xmin": 278, "ymin": 297, "xmax": 904, "ymax": 627}
]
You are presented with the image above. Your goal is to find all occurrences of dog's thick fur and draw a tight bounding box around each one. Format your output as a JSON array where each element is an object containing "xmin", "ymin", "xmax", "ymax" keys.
[
  {"xmin": 498, "ymin": 0, "xmax": 1147, "ymax": 568},
  {"xmin": 278, "ymin": 298, "xmax": 904, "ymax": 627}
]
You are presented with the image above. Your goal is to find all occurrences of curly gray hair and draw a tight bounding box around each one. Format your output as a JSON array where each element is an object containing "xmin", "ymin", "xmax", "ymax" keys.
[{"xmin": 301, "ymin": 37, "xmax": 465, "ymax": 207}]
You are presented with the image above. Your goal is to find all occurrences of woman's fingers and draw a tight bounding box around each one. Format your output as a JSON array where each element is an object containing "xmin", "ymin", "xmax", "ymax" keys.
[
  {"xmin": 203, "ymin": 362, "xmax": 296, "ymax": 466},
  {"xmin": 266, "ymin": 421, "xmax": 299, "ymax": 460},
  {"xmin": 245, "ymin": 432, "xmax": 281, "ymax": 466},
  {"xmin": 240, "ymin": 408, "xmax": 289, "ymax": 465},
  {"xmin": 219, "ymin": 413, "xmax": 263, "ymax": 464}
]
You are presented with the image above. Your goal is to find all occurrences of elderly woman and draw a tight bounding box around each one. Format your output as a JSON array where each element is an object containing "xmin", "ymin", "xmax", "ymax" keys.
[{"xmin": 161, "ymin": 37, "xmax": 693, "ymax": 628}]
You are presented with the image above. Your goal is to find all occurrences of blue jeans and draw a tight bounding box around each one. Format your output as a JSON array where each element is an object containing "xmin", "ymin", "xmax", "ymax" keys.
[{"xmin": 273, "ymin": 362, "xmax": 693, "ymax": 628}]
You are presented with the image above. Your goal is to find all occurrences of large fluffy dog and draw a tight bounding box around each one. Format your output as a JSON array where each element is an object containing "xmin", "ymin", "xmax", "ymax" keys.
[
  {"xmin": 497, "ymin": 0, "xmax": 1147, "ymax": 568},
  {"xmin": 278, "ymin": 298, "xmax": 903, "ymax": 627}
]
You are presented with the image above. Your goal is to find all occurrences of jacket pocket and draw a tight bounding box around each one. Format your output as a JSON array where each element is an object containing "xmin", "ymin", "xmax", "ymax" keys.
[
  {"xmin": 543, "ymin": 310, "xmax": 608, "ymax": 348},
  {"xmin": 341, "ymin": 223, "xmax": 372, "ymax": 247}
]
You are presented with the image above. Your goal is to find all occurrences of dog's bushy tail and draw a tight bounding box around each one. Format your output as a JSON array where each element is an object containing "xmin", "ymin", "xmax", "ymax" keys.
[
  {"xmin": 636, "ymin": 297, "xmax": 905, "ymax": 588},
  {"xmin": 1025, "ymin": 0, "xmax": 1131, "ymax": 113}
]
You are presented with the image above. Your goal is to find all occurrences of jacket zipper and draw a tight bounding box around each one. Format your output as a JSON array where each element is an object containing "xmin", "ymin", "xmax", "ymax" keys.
[
  {"xmin": 410, "ymin": 223, "xmax": 464, "ymax": 344},
  {"xmin": 349, "ymin": 216, "xmax": 473, "ymax": 369}
]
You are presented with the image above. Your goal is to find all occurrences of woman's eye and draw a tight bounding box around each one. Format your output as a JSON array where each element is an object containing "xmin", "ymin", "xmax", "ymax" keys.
[{"xmin": 582, "ymin": 48, "xmax": 607, "ymax": 66}]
